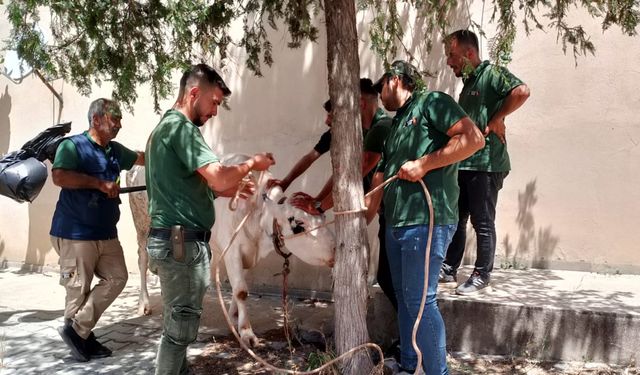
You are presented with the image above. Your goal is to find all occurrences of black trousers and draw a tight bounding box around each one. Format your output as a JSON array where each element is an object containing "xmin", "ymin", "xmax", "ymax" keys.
[
  {"xmin": 377, "ymin": 214, "xmax": 397, "ymax": 311},
  {"xmin": 443, "ymin": 170, "xmax": 508, "ymax": 278}
]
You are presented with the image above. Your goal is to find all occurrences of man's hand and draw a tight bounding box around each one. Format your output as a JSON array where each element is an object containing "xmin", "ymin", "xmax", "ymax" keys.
[
  {"xmin": 251, "ymin": 153, "xmax": 275, "ymax": 171},
  {"xmin": 397, "ymin": 160, "xmax": 427, "ymax": 182},
  {"xmin": 99, "ymin": 180, "xmax": 120, "ymax": 198},
  {"xmin": 485, "ymin": 116, "xmax": 506, "ymax": 144},
  {"xmin": 236, "ymin": 178, "xmax": 256, "ymax": 199},
  {"xmin": 290, "ymin": 192, "xmax": 323, "ymax": 215},
  {"xmin": 266, "ymin": 178, "xmax": 290, "ymax": 191}
]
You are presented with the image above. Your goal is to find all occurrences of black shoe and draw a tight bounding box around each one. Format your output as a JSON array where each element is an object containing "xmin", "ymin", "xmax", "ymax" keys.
[
  {"xmin": 57, "ymin": 325, "xmax": 90, "ymax": 362},
  {"xmin": 438, "ymin": 268, "xmax": 457, "ymax": 286},
  {"xmin": 87, "ymin": 332, "xmax": 112, "ymax": 358},
  {"xmin": 456, "ymin": 271, "xmax": 491, "ymax": 295}
]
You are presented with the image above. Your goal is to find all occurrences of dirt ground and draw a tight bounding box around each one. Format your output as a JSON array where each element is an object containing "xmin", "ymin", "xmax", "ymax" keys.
[{"xmin": 190, "ymin": 329, "xmax": 638, "ymax": 375}]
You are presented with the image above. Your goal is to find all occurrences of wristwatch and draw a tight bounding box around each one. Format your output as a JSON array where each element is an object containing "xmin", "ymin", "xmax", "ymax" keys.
[{"xmin": 313, "ymin": 200, "xmax": 325, "ymax": 214}]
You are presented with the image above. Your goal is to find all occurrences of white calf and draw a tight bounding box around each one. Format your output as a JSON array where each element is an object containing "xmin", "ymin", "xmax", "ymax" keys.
[{"xmin": 126, "ymin": 154, "xmax": 336, "ymax": 345}]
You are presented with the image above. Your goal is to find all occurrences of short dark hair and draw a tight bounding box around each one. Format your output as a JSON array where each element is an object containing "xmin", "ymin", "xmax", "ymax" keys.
[
  {"xmin": 178, "ymin": 64, "xmax": 231, "ymax": 99},
  {"xmin": 447, "ymin": 29, "xmax": 479, "ymax": 52},
  {"xmin": 360, "ymin": 78, "xmax": 377, "ymax": 96}
]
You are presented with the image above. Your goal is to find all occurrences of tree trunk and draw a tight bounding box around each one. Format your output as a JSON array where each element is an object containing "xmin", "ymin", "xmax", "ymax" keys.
[{"xmin": 324, "ymin": 1, "xmax": 374, "ymax": 374}]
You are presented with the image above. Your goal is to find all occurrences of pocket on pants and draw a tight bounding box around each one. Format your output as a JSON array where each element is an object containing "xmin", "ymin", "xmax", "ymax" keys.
[
  {"xmin": 166, "ymin": 305, "xmax": 202, "ymax": 345},
  {"xmin": 147, "ymin": 239, "xmax": 171, "ymax": 260},
  {"xmin": 58, "ymin": 258, "xmax": 81, "ymax": 288}
]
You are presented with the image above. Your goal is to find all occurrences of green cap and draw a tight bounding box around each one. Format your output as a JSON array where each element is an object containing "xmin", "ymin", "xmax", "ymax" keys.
[{"xmin": 373, "ymin": 60, "xmax": 419, "ymax": 93}]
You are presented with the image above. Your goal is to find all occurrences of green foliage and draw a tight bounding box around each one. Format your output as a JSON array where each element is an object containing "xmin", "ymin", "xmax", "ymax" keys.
[
  {"xmin": 306, "ymin": 349, "xmax": 339, "ymax": 374},
  {"xmin": 2, "ymin": 0, "xmax": 638, "ymax": 110},
  {"xmin": 3, "ymin": 0, "xmax": 320, "ymax": 111},
  {"xmin": 365, "ymin": 0, "xmax": 638, "ymax": 74}
]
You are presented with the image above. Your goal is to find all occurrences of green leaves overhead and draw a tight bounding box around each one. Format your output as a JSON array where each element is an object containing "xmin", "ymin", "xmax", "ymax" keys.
[
  {"xmin": 2, "ymin": 0, "xmax": 638, "ymax": 110},
  {"xmin": 3, "ymin": 0, "xmax": 320, "ymax": 111}
]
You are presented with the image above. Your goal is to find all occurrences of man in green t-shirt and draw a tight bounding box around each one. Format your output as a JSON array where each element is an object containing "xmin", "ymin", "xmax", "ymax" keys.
[
  {"xmin": 367, "ymin": 60, "xmax": 484, "ymax": 374},
  {"xmin": 441, "ymin": 30, "xmax": 530, "ymax": 295},
  {"xmin": 289, "ymin": 79, "xmax": 397, "ymax": 313},
  {"xmin": 145, "ymin": 64, "xmax": 274, "ymax": 375}
]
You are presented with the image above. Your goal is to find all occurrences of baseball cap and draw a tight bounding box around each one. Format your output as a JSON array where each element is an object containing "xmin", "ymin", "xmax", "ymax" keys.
[{"xmin": 372, "ymin": 60, "xmax": 419, "ymax": 93}]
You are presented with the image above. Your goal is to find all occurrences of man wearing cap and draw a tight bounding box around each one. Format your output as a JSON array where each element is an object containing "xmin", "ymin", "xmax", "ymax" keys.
[
  {"xmin": 145, "ymin": 63, "xmax": 275, "ymax": 374},
  {"xmin": 50, "ymin": 98, "xmax": 144, "ymax": 362},
  {"xmin": 367, "ymin": 60, "xmax": 484, "ymax": 374},
  {"xmin": 441, "ymin": 30, "xmax": 530, "ymax": 295},
  {"xmin": 288, "ymin": 78, "xmax": 398, "ymax": 313}
]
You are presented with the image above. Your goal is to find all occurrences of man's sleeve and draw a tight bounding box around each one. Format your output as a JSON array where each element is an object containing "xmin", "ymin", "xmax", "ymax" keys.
[
  {"xmin": 489, "ymin": 66, "xmax": 524, "ymax": 98},
  {"xmin": 424, "ymin": 92, "xmax": 469, "ymax": 134},
  {"xmin": 313, "ymin": 130, "xmax": 332, "ymax": 155},
  {"xmin": 112, "ymin": 142, "xmax": 139, "ymax": 171},
  {"xmin": 363, "ymin": 119, "xmax": 391, "ymax": 154},
  {"xmin": 52, "ymin": 139, "xmax": 79, "ymax": 170},
  {"xmin": 171, "ymin": 123, "xmax": 219, "ymax": 172}
]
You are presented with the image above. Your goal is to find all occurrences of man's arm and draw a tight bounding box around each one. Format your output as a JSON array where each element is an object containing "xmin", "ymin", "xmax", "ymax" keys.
[
  {"xmin": 52, "ymin": 169, "xmax": 119, "ymax": 198},
  {"xmin": 197, "ymin": 153, "xmax": 275, "ymax": 192},
  {"xmin": 134, "ymin": 151, "xmax": 145, "ymax": 166},
  {"xmin": 485, "ymin": 84, "xmax": 531, "ymax": 143},
  {"xmin": 398, "ymin": 117, "xmax": 485, "ymax": 182},
  {"xmin": 316, "ymin": 150, "xmax": 382, "ymax": 211},
  {"xmin": 365, "ymin": 171, "xmax": 384, "ymax": 224},
  {"xmin": 267, "ymin": 150, "xmax": 321, "ymax": 191}
]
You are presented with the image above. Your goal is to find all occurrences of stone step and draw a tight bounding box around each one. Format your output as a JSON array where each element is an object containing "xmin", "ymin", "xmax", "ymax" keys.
[{"xmin": 367, "ymin": 267, "xmax": 640, "ymax": 366}]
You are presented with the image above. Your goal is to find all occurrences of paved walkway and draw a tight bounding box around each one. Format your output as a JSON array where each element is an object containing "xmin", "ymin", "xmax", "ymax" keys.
[
  {"xmin": 1, "ymin": 266, "xmax": 639, "ymax": 374},
  {"xmin": 0, "ymin": 267, "xmax": 333, "ymax": 375}
]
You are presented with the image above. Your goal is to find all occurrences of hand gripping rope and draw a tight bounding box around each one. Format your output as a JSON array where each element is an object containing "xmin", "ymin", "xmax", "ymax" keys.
[{"xmin": 216, "ymin": 171, "xmax": 434, "ymax": 375}]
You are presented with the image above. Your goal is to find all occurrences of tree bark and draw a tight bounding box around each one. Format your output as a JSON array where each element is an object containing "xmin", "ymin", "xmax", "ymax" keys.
[{"xmin": 324, "ymin": 1, "xmax": 374, "ymax": 374}]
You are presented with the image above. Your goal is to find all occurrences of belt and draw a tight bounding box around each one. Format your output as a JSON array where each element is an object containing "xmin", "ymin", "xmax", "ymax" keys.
[{"xmin": 149, "ymin": 228, "xmax": 211, "ymax": 242}]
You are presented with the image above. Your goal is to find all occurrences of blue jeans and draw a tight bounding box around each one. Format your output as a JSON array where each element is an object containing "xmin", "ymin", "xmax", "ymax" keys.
[
  {"xmin": 147, "ymin": 236, "xmax": 211, "ymax": 375},
  {"xmin": 386, "ymin": 224, "xmax": 457, "ymax": 374}
]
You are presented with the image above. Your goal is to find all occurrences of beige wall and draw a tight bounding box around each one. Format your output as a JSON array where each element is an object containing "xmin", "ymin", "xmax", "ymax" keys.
[{"xmin": 1, "ymin": 3, "xmax": 639, "ymax": 293}]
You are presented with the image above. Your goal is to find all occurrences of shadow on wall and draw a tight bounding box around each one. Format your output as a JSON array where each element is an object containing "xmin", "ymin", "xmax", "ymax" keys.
[
  {"xmin": 358, "ymin": 0, "xmax": 472, "ymax": 95},
  {"xmin": 0, "ymin": 85, "xmax": 12, "ymax": 155},
  {"xmin": 22, "ymin": 162, "xmax": 59, "ymax": 272},
  {"xmin": 501, "ymin": 179, "xmax": 560, "ymax": 269}
]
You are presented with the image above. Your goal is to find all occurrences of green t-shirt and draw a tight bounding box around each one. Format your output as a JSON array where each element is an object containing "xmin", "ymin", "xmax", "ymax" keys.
[
  {"xmin": 458, "ymin": 61, "xmax": 524, "ymax": 172},
  {"xmin": 363, "ymin": 108, "xmax": 392, "ymax": 189},
  {"xmin": 53, "ymin": 131, "xmax": 138, "ymax": 172},
  {"xmin": 363, "ymin": 108, "xmax": 392, "ymax": 154},
  {"xmin": 145, "ymin": 110, "xmax": 220, "ymax": 230},
  {"xmin": 379, "ymin": 91, "xmax": 467, "ymax": 227}
]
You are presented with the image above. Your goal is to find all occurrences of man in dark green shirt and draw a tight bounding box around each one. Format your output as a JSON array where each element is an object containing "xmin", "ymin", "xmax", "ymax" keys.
[
  {"xmin": 368, "ymin": 60, "xmax": 484, "ymax": 374},
  {"xmin": 441, "ymin": 30, "xmax": 530, "ymax": 295},
  {"xmin": 145, "ymin": 64, "xmax": 274, "ymax": 374}
]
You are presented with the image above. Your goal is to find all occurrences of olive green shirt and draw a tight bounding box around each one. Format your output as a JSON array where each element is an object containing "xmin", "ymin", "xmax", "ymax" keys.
[
  {"xmin": 458, "ymin": 61, "xmax": 524, "ymax": 172},
  {"xmin": 145, "ymin": 110, "xmax": 220, "ymax": 230},
  {"xmin": 363, "ymin": 108, "xmax": 392, "ymax": 154},
  {"xmin": 379, "ymin": 91, "xmax": 467, "ymax": 227},
  {"xmin": 53, "ymin": 131, "xmax": 137, "ymax": 172},
  {"xmin": 363, "ymin": 109, "xmax": 392, "ymax": 190}
]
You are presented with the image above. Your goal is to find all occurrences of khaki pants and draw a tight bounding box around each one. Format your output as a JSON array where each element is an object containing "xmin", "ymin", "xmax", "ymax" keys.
[{"xmin": 51, "ymin": 236, "xmax": 128, "ymax": 339}]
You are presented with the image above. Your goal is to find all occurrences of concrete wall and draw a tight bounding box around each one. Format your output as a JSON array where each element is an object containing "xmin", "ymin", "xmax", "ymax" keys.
[{"xmin": 1, "ymin": 3, "xmax": 639, "ymax": 294}]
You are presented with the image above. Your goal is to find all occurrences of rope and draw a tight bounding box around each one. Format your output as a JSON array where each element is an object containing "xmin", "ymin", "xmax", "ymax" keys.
[
  {"xmin": 214, "ymin": 171, "xmax": 385, "ymax": 374},
  {"xmin": 217, "ymin": 171, "xmax": 434, "ymax": 374}
]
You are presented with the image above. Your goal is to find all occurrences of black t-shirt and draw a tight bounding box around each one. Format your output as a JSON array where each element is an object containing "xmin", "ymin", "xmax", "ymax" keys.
[{"xmin": 313, "ymin": 130, "xmax": 332, "ymax": 155}]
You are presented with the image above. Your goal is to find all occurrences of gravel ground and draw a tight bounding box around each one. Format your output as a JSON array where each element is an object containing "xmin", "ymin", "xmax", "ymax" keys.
[{"xmin": 189, "ymin": 329, "xmax": 638, "ymax": 374}]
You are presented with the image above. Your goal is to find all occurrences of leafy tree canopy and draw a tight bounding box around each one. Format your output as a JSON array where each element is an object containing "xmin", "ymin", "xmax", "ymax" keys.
[{"xmin": 2, "ymin": 0, "xmax": 637, "ymax": 111}]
